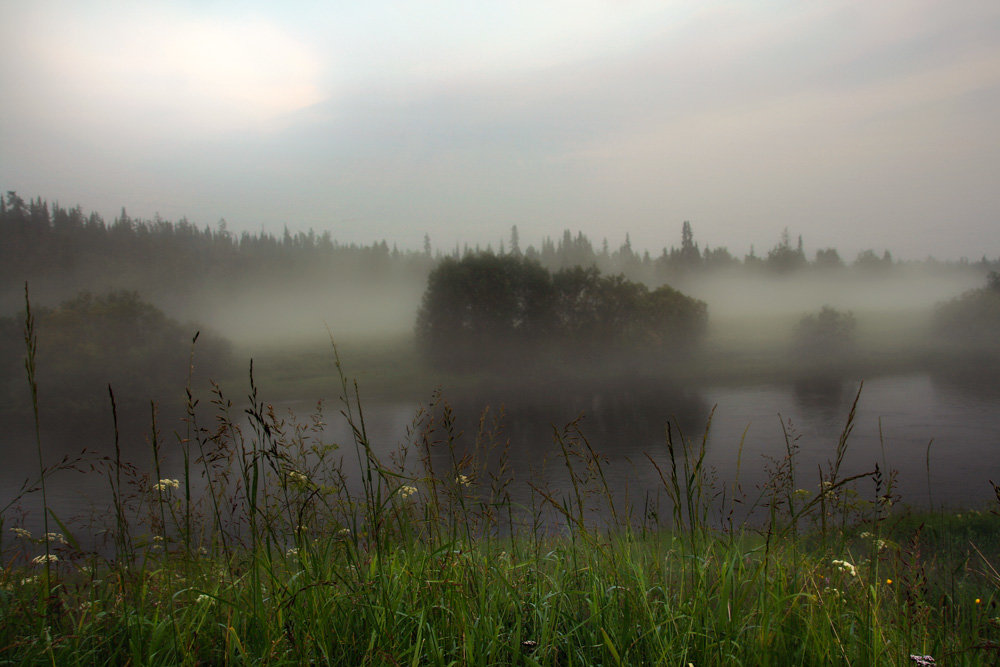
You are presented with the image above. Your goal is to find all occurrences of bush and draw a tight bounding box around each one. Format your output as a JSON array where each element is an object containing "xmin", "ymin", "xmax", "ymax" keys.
[
  {"xmin": 1, "ymin": 290, "xmax": 231, "ymax": 409},
  {"xmin": 795, "ymin": 306, "xmax": 856, "ymax": 359},
  {"xmin": 932, "ymin": 273, "xmax": 1000, "ymax": 353},
  {"xmin": 416, "ymin": 254, "xmax": 707, "ymax": 370}
]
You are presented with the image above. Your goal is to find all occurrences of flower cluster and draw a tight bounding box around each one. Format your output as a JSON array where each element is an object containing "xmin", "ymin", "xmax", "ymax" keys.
[
  {"xmin": 31, "ymin": 554, "xmax": 59, "ymax": 565},
  {"xmin": 399, "ymin": 485, "xmax": 417, "ymax": 499},
  {"xmin": 832, "ymin": 559, "xmax": 857, "ymax": 577},
  {"xmin": 153, "ymin": 478, "xmax": 180, "ymax": 492}
]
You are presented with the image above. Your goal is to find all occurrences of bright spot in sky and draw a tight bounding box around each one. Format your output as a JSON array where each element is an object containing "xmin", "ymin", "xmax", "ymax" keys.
[{"xmin": 12, "ymin": 5, "xmax": 323, "ymax": 134}]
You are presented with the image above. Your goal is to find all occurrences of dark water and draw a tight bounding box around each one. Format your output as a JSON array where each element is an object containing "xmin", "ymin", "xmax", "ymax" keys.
[{"xmin": 2, "ymin": 373, "xmax": 999, "ymax": 539}]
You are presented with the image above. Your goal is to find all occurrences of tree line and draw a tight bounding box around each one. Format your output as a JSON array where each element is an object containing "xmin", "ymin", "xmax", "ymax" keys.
[{"xmin": 3, "ymin": 189, "xmax": 997, "ymax": 319}]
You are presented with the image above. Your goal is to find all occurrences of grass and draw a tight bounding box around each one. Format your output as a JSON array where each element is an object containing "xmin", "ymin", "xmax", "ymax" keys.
[{"xmin": 2, "ymin": 309, "xmax": 999, "ymax": 664}]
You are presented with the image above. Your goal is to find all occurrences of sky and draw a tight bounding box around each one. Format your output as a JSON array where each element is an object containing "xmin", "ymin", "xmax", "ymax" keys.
[{"xmin": 2, "ymin": 0, "xmax": 999, "ymax": 260}]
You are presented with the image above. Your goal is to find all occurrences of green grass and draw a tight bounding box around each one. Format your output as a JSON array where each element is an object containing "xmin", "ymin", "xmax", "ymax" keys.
[
  {"xmin": 3, "ymin": 288, "xmax": 999, "ymax": 665},
  {"xmin": 2, "ymin": 347, "xmax": 999, "ymax": 666}
]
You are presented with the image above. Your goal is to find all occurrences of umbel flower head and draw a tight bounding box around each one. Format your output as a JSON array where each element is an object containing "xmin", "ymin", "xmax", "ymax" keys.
[
  {"xmin": 153, "ymin": 479, "xmax": 180, "ymax": 492},
  {"xmin": 832, "ymin": 559, "xmax": 857, "ymax": 577}
]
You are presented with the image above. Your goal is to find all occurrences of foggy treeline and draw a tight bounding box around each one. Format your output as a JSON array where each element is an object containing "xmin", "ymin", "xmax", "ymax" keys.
[
  {"xmin": 4, "ymin": 192, "xmax": 998, "ymax": 317},
  {"xmin": 2, "ymin": 190, "xmax": 999, "ymax": 395}
]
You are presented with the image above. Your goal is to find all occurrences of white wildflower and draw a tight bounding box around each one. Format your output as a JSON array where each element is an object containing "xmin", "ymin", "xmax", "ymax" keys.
[
  {"xmin": 335, "ymin": 528, "xmax": 351, "ymax": 541},
  {"xmin": 399, "ymin": 485, "xmax": 417, "ymax": 499},
  {"xmin": 31, "ymin": 554, "xmax": 59, "ymax": 565},
  {"xmin": 196, "ymin": 594, "xmax": 213, "ymax": 604},
  {"xmin": 832, "ymin": 559, "xmax": 857, "ymax": 577},
  {"xmin": 153, "ymin": 478, "xmax": 180, "ymax": 492},
  {"xmin": 286, "ymin": 547, "xmax": 299, "ymax": 557},
  {"xmin": 45, "ymin": 532, "xmax": 67, "ymax": 545},
  {"xmin": 287, "ymin": 470, "xmax": 308, "ymax": 485},
  {"xmin": 455, "ymin": 474, "xmax": 471, "ymax": 486},
  {"xmin": 10, "ymin": 527, "xmax": 32, "ymax": 540}
]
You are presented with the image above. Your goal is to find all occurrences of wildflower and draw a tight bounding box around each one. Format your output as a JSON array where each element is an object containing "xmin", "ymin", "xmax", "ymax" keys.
[
  {"xmin": 31, "ymin": 554, "xmax": 59, "ymax": 565},
  {"xmin": 910, "ymin": 655, "xmax": 936, "ymax": 666},
  {"xmin": 287, "ymin": 470, "xmax": 308, "ymax": 485},
  {"xmin": 196, "ymin": 594, "xmax": 213, "ymax": 604},
  {"xmin": 455, "ymin": 474, "xmax": 471, "ymax": 486},
  {"xmin": 976, "ymin": 598, "xmax": 981, "ymax": 605},
  {"xmin": 153, "ymin": 478, "xmax": 180, "ymax": 492},
  {"xmin": 153, "ymin": 535, "xmax": 164, "ymax": 542},
  {"xmin": 832, "ymin": 559, "xmax": 857, "ymax": 577},
  {"xmin": 45, "ymin": 532, "xmax": 67, "ymax": 545},
  {"xmin": 10, "ymin": 527, "xmax": 32, "ymax": 540},
  {"xmin": 286, "ymin": 547, "xmax": 299, "ymax": 557},
  {"xmin": 793, "ymin": 489, "xmax": 811, "ymax": 500},
  {"xmin": 886, "ymin": 578, "xmax": 893, "ymax": 585},
  {"xmin": 820, "ymin": 480, "xmax": 835, "ymax": 500},
  {"xmin": 334, "ymin": 528, "xmax": 351, "ymax": 541},
  {"xmin": 20, "ymin": 576, "xmax": 38, "ymax": 585},
  {"xmin": 399, "ymin": 485, "xmax": 417, "ymax": 499},
  {"xmin": 859, "ymin": 531, "xmax": 872, "ymax": 539}
]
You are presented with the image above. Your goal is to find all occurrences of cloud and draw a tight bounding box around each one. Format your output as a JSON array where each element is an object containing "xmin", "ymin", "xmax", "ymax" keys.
[{"xmin": 3, "ymin": 2, "xmax": 323, "ymax": 140}]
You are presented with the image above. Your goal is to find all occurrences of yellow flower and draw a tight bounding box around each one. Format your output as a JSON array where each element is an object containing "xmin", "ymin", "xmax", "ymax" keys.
[
  {"xmin": 976, "ymin": 598, "xmax": 981, "ymax": 605},
  {"xmin": 886, "ymin": 578, "xmax": 893, "ymax": 585}
]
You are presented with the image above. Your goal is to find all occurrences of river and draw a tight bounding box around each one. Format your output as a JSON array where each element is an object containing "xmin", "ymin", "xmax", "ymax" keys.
[{"xmin": 2, "ymin": 372, "xmax": 998, "ymax": 541}]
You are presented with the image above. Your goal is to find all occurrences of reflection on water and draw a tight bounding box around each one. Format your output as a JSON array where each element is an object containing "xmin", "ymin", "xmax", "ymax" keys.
[{"xmin": 1, "ymin": 373, "xmax": 999, "ymax": 538}]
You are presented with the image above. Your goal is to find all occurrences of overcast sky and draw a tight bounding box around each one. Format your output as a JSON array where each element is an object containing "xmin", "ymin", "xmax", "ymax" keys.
[{"xmin": 2, "ymin": 0, "xmax": 999, "ymax": 260}]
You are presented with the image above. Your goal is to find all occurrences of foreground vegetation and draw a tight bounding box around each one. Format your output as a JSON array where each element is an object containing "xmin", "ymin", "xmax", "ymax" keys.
[{"xmin": 2, "ymin": 333, "xmax": 999, "ymax": 665}]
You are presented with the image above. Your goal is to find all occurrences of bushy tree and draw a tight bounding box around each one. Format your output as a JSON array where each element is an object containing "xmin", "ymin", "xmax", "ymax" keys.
[
  {"xmin": 416, "ymin": 254, "xmax": 707, "ymax": 370},
  {"xmin": 1, "ymin": 291, "xmax": 231, "ymax": 409},
  {"xmin": 794, "ymin": 306, "xmax": 856, "ymax": 359},
  {"xmin": 415, "ymin": 254, "xmax": 553, "ymax": 369},
  {"xmin": 932, "ymin": 272, "xmax": 1000, "ymax": 353}
]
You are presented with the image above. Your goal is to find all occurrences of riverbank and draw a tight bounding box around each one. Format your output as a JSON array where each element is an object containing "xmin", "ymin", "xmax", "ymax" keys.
[
  {"xmin": 3, "ymin": 487, "xmax": 998, "ymax": 664},
  {"xmin": 2, "ymin": 370, "xmax": 998, "ymax": 665}
]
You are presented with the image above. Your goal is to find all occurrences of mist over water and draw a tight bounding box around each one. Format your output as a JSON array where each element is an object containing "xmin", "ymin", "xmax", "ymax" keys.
[{"xmin": 1, "ymin": 195, "xmax": 998, "ymax": 543}]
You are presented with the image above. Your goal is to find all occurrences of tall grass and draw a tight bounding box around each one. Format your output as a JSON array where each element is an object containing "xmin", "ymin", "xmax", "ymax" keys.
[{"xmin": 1, "ymin": 312, "xmax": 998, "ymax": 664}]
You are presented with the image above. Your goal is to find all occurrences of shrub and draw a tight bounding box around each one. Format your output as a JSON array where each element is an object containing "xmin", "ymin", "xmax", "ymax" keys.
[{"xmin": 416, "ymin": 254, "xmax": 707, "ymax": 370}]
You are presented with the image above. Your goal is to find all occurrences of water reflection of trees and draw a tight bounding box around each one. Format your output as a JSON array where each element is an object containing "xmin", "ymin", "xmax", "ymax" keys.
[
  {"xmin": 792, "ymin": 376, "xmax": 848, "ymax": 420},
  {"xmin": 413, "ymin": 378, "xmax": 709, "ymax": 526}
]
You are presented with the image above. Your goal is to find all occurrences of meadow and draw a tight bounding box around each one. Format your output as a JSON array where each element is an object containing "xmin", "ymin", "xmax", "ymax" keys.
[{"xmin": 2, "ymin": 324, "xmax": 999, "ymax": 666}]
